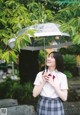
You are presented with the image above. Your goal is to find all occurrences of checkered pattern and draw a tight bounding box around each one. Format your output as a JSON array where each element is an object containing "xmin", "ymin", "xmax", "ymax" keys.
[{"xmin": 36, "ymin": 96, "xmax": 64, "ymax": 115}]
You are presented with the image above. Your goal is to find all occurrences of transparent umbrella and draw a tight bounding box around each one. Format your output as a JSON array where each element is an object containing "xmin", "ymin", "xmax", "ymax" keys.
[
  {"xmin": 8, "ymin": 22, "xmax": 70, "ymax": 48},
  {"xmin": 8, "ymin": 23, "xmax": 71, "ymax": 71},
  {"xmin": 17, "ymin": 22, "xmax": 69, "ymax": 37}
]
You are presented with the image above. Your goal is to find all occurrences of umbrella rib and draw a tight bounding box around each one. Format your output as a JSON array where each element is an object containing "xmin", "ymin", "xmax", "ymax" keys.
[
  {"xmin": 43, "ymin": 38, "xmax": 47, "ymax": 72},
  {"xmin": 21, "ymin": 42, "xmax": 72, "ymax": 50}
]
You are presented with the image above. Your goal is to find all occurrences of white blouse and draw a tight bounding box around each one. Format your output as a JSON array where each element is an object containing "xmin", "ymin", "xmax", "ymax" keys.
[{"xmin": 34, "ymin": 70, "xmax": 68, "ymax": 98}]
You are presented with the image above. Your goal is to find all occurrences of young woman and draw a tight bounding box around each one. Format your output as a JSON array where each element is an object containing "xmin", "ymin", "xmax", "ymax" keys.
[{"xmin": 33, "ymin": 51, "xmax": 68, "ymax": 115}]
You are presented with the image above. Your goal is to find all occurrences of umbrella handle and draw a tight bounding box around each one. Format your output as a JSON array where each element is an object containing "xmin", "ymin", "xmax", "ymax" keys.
[{"xmin": 44, "ymin": 38, "xmax": 47, "ymax": 71}]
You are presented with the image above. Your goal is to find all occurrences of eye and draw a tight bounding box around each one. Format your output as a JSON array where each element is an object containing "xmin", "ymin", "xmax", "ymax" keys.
[
  {"xmin": 51, "ymin": 55, "xmax": 54, "ymax": 58},
  {"xmin": 50, "ymin": 55, "xmax": 54, "ymax": 59},
  {"xmin": 49, "ymin": 54, "xmax": 53, "ymax": 58}
]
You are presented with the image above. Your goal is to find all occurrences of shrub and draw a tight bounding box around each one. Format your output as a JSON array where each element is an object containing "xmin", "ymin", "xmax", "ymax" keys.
[
  {"xmin": 0, "ymin": 78, "xmax": 13, "ymax": 98},
  {"xmin": 64, "ymin": 70, "xmax": 73, "ymax": 79},
  {"xmin": 63, "ymin": 54, "xmax": 77, "ymax": 76},
  {"xmin": 0, "ymin": 79, "xmax": 37, "ymax": 104}
]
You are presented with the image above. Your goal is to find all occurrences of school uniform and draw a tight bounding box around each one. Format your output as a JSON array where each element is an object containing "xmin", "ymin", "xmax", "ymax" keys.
[{"xmin": 34, "ymin": 70, "xmax": 68, "ymax": 115}]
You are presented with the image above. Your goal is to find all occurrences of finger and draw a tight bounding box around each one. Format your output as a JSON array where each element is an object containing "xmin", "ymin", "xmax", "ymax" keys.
[{"xmin": 45, "ymin": 76, "xmax": 49, "ymax": 80}]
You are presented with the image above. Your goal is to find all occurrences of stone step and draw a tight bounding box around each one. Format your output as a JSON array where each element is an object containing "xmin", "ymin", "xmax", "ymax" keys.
[
  {"xmin": 75, "ymin": 89, "xmax": 80, "ymax": 96},
  {"xmin": 0, "ymin": 105, "xmax": 35, "ymax": 115},
  {"xmin": 0, "ymin": 102, "xmax": 80, "ymax": 115},
  {"xmin": 70, "ymin": 83, "xmax": 80, "ymax": 89},
  {"xmin": 0, "ymin": 99, "xmax": 18, "ymax": 108},
  {"xmin": 1, "ymin": 103, "xmax": 80, "ymax": 115}
]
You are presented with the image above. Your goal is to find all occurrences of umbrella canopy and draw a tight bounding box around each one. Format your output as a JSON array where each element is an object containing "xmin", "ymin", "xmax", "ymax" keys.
[
  {"xmin": 8, "ymin": 23, "xmax": 70, "ymax": 48},
  {"xmin": 17, "ymin": 22, "xmax": 70, "ymax": 37}
]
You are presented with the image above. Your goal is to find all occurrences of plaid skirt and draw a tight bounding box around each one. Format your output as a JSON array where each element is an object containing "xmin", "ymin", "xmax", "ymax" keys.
[{"xmin": 36, "ymin": 96, "xmax": 64, "ymax": 115}]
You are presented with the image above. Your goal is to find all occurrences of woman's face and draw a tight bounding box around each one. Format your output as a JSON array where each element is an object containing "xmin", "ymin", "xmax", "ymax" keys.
[{"xmin": 46, "ymin": 53, "xmax": 56, "ymax": 68}]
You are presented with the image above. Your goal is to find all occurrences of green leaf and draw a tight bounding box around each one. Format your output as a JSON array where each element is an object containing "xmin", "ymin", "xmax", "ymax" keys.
[
  {"xmin": 2, "ymin": 51, "xmax": 10, "ymax": 63},
  {"xmin": 73, "ymin": 34, "xmax": 80, "ymax": 44},
  {"xmin": 2, "ymin": 50, "xmax": 17, "ymax": 63}
]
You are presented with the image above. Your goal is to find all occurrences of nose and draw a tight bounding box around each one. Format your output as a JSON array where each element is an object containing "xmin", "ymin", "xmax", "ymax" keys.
[
  {"xmin": 47, "ymin": 56, "xmax": 51, "ymax": 60},
  {"xmin": 46, "ymin": 58, "xmax": 50, "ymax": 62}
]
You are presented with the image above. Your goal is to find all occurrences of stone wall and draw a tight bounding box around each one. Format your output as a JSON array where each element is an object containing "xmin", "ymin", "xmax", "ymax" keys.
[
  {"xmin": 64, "ymin": 102, "xmax": 80, "ymax": 115},
  {"xmin": 0, "ymin": 99, "xmax": 80, "ymax": 115}
]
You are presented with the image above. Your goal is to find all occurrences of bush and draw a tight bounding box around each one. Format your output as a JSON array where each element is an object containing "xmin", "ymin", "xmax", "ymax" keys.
[
  {"xmin": 64, "ymin": 70, "xmax": 73, "ymax": 79},
  {"xmin": 0, "ymin": 78, "xmax": 13, "ymax": 98},
  {"xmin": 63, "ymin": 54, "xmax": 77, "ymax": 76},
  {"xmin": 0, "ymin": 79, "xmax": 37, "ymax": 104},
  {"xmin": 68, "ymin": 89, "xmax": 79, "ymax": 102}
]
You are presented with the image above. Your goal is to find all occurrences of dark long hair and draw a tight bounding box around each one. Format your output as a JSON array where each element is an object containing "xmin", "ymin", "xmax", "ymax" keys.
[{"xmin": 47, "ymin": 51, "xmax": 64, "ymax": 72}]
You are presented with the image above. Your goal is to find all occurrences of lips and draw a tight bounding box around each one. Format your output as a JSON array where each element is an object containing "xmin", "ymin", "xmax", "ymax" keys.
[{"xmin": 48, "ymin": 74, "xmax": 55, "ymax": 79}]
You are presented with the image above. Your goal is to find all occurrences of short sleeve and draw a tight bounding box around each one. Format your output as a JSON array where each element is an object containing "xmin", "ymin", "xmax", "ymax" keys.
[
  {"xmin": 60, "ymin": 74, "xmax": 68, "ymax": 90},
  {"xmin": 33, "ymin": 72, "xmax": 43, "ymax": 85}
]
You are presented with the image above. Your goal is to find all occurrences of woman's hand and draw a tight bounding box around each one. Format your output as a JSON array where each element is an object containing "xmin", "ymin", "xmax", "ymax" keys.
[
  {"xmin": 48, "ymin": 77, "xmax": 54, "ymax": 86},
  {"xmin": 42, "ymin": 72, "xmax": 49, "ymax": 82},
  {"xmin": 48, "ymin": 77, "xmax": 68, "ymax": 101}
]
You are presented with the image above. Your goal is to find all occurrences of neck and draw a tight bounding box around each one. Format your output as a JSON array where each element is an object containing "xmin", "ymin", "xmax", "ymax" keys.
[{"xmin": 48, "ymin": 67, "xmax": 55, "ymax": 72}]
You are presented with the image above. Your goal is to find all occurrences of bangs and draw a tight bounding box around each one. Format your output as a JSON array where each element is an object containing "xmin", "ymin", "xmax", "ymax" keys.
[{"xmin": 48, "ymin": 52, "xmax": 55, "ymax": 58}]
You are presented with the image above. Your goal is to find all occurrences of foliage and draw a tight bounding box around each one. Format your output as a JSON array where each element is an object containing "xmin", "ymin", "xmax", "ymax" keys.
[
  {"xmin": 53, "ymin": 3, "xmax": 80, "ymax": 44},
  {"xmin": 67, "ymin": 45, "xmax": 80, "ymax": 55},
  {"xmin": 60, "ymin": 44, "xmax": 80, "ymax": 55},
  {"xmin": 38, "ymin": 50, "xmax": 46, "ymax": 69},
  {"xmin": 63, "ymin": 54, "xmax": 78, "ymax": 76},
  {"xmin": 64, "ymin": 70, "xmax": 73, "ymax": 79},
  {"xmin": 0, "ymin": 78, "xmax": 37, "ymax": 104},
  {"xmin": 0, "ymin": 78, "xmax": 13, "ymax": 98},
  {"xmin": 0, "ymin": 0, "xmax": 32, "ymax": 63},
  {"xmin": 68, "ymin": 89, "xmax": 79, "ymax": 102},
  {"xmin": 63, "ymin": 54, "xmax": 76, "ymax": 69}
]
